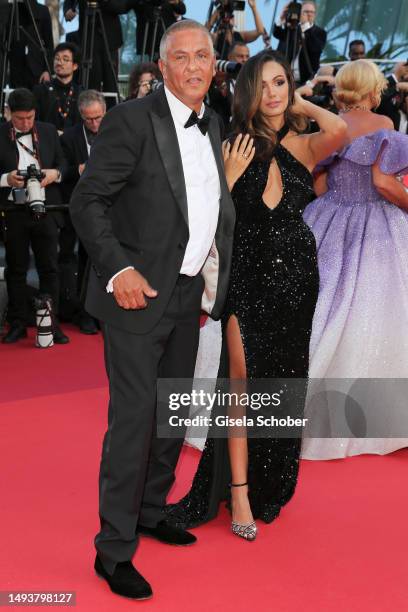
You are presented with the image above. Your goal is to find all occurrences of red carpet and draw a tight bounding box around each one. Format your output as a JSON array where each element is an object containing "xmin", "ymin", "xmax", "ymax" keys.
[{"xmin": 1, "ymin": 326, "xmax": 407, "ymax": 611}]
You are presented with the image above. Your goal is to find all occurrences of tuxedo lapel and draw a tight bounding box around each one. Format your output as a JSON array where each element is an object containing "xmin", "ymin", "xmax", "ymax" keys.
[{"xmin": 149, "ymin": 89, "xmax": 189, "ymax": 227}]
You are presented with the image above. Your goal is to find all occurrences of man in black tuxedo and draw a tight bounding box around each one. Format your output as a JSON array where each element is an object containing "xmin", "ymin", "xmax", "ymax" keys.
[
  {"xmin": 70, "ymin": 20, "xmax": 235, "ymax": 600},
  {"xmin": 63, "ymin": 0, "xmax": 128, "ymax": 92},
  {"xmin": 0, "ymin": 89, "xmax": 68, "ymax": 344},
  {"xmin": 273, "ymin": 1, "xmax": 327, "ymax": 85},
  {"xmin": 7, "ymin": 0, "xmax": 54, "ymax": 90},
  {"xmin": 60, "ymin": 89, "xmax": 106, "ymax": 334}
]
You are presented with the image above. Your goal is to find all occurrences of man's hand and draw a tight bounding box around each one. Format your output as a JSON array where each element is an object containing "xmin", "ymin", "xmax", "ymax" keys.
[
  {"xmin": 39, "ymin": 71, "xmax": 50, "ymax": 83},
  {"xmin": 297, "ymin": 84, "xmax": 314, "ymax": 98},
  {"xmin": 112, "ymin": 268, "xmax": 158, "ymax": 310},
  {"xmin": 64, "ymin": 9, "xmax": 77, "ymax": 21},
  {"xmin": 397, "ymin": 81, "xmax": 408, "ymax": 93},
  {"xmin": 40, "ymin": 169, "xmax": 59, "ymax": 187},
  {"xmin": 78, "ymin": 163, "xmax": 86, "ymax": 175},
  {"xmin": 7, "ymin": 171, "xmax": 25, "ymax": 188},
  {"xmin": 279, "ymin": 2, "xmax": 289, "ymax": 22}
]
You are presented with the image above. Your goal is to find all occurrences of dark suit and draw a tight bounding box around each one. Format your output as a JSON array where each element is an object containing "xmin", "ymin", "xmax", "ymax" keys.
[
  {"xmin": 63, "ymin": 0, "xmax": 128, "ymax": 91},
  {"xmin": 273, "ymin": 23, "xmax": 327, "ymax": 84},
  {"xmin": 70, "ymin": 87, "xmax": 235, "ymax": 573},
  {"xmin": 376, "ymin": 76, "xmax": 401, "ymax": 130},
  {"xmin": 8, "ymin": 0, "xmax": 54, "ymax": 90},
  {"xmin": 0, "ymin": 121, "xmax": 67, "ymax": 324}
]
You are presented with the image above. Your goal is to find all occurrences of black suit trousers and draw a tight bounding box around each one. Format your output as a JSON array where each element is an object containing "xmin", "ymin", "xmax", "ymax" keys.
[
  {"xmin": 95, "ymin": 273, "xmax": 204, "ymax": 574},
  {"xmin": 4, "ymin": 211, "xmax": 59, "ymax": 325}
]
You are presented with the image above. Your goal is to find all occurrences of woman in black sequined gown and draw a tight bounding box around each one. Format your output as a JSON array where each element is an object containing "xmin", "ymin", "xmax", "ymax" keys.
[{"xmin": 166, "ymin": 51, "xmax": 347, "ymax": 536}]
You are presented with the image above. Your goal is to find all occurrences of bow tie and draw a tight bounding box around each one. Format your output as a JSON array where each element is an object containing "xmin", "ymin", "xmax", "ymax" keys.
[
  {"xmin": 16, "ymin": 130, "xmax": 32, "ymax": 138},
  {"xmin": 184, "ymin": 110, "xmax": 210, "ymax": 135}
]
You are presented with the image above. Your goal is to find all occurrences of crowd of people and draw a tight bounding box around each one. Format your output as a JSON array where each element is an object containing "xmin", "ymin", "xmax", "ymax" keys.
[
  {"xmin": 1, "ymin": 0, "xmax": 408, "ymax": 603},
  {"xmin": 1, "ymin": 1, "xmax": 407, "ymax": 345}
]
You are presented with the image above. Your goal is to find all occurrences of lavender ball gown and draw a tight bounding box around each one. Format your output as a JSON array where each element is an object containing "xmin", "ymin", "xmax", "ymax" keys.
[{"xmin": 302, "ymin": 129, "xmax": 408, "ymax": 459}]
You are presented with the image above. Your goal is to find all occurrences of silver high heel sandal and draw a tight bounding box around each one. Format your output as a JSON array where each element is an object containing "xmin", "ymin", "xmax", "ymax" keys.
[{"xmin": 230, "ymin": 482, "xmax": 257, "ymax": 542}]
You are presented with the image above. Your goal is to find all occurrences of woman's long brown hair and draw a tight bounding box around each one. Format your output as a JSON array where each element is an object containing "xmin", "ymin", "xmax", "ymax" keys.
[{"xmin": 231, "ymin": 50, "xmax": 307, "ymax": 160}]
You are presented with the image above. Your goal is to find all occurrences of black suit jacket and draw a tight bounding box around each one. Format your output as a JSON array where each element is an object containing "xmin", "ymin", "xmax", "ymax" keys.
[
  {"xmin": 63, "ymin": 0, "xmax": 129, "ymax": 51},
  {"xmin": 376, "ymin": 76, "xmax": 401, "ymax": 130},
  {"xmin": 60, "ymin": 122, "xmax": 89, "ymax": 201},
  {"xmin": 0, "ymin": 121, "xmax": 67, "ymax": 209},
  {"xmin": 273, "ymin": 23, "xmax": 327, "ymax": 83},
  {"xmin": 70, "ymin": 87, "xmax": 235, "ymax": 333},
  {"xmin": 9, "ymin": 0, "xmax": 54, "ymax": 82}
]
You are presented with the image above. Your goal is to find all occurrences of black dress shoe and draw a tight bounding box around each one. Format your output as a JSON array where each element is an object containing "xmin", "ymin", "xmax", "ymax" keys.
[
  {"xmin": 94, "ymin": 555, "xmax": 152, "ymax": 600},
  {"xmin": 138, "ymin": 520, "xmax": 197, "ymax": 546},
  {"xmin": 2, "ymin": 324, "xmax": 27, "ymax": 344},
  {"xmin": 53, "ymin": 326, "xmax": 69, "ymax": 344},
  {"xmin": 79, "ymin": 314, "xmax": 98, "ymax": 335}
]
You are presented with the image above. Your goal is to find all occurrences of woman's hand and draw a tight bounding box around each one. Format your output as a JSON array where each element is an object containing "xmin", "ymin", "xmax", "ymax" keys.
[{"xmin": 222, "ymin": 134, "xmax": 255, "ymax": 191}]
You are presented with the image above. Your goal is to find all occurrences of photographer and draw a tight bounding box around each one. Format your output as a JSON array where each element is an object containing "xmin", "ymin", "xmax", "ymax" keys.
[
  {"xmin": 132, "ymin": 0, "xmax": 187, "ymax": 61},
  {"xmin": 273, "ymin": 1, "xmax": 327, "ymax": 85},
  {"xmin": 32, "ymin": 43, "xmax": 84, "ymax": 134},
  {"xmin": 127, "ymin": 61, "xmax": 162, "ymax": 99},
  {"xmin": 297, "ymin": 65, "xmax": 336, "ymax": 109},
  {"xmin": 206, "ymin": 0, "xmax": 265, "ymax": 60},
  {"xmin": 207, "ymin": 42, "xmax": 249, "ymax": 128},
  {"xmin": 376, "ymin": 62, "xmax": 408, "ymax": 130},
  {"xmin": 63, "ymin": 0, "xmax": 129, "ymax": 92},
  {"xmin": 60, "ymin": 90, "xmax": 106, "ymax": 334},
  {"xmin": 0, "ymin": 89, "xmax": 68, "ymax": 344},
  {"xmin": 7, "ymin": 0, "xmax": 54, "ymax": 90}
]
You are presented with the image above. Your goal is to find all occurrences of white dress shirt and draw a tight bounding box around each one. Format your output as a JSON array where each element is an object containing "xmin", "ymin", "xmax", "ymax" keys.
[
  {"xmin": 107, "ymin": 86, "xmax": 221, "ymax": 291},
  {"xmin": 0, "ymin": 132, "xmax": 45, "ymax": 200}
]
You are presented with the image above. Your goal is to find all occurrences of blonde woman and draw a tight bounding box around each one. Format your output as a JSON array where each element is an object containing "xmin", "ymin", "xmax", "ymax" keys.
[{"xmin": 302, "ymin": 59, "xmax": 408, "ymax": 459}]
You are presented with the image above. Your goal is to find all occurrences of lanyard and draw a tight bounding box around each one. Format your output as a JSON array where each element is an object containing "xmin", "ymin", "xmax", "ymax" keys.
[
  {"xmin": 11, "ymin": 125, "xmax": 41, "ymax": 167},
  {"xmin": 16, "ymin": 136, "xmax": 39, "ymax": 161}
]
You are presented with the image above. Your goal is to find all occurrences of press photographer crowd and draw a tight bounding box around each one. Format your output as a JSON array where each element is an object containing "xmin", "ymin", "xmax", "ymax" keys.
[{"xmin": 0, "ymin": 0, "xmax": 407, "ymax": 347}]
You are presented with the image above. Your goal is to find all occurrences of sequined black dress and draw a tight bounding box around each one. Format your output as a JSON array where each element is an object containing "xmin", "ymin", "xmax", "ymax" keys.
[{"xmin": 165, "ymin": 142, "xmax": 319, "ymax": 527}]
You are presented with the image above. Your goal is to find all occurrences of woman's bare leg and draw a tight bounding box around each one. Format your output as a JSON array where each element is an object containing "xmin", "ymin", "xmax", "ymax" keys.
[{"xmin": 226, "ymin": 315, "xmax": 254, "ymax": 526}]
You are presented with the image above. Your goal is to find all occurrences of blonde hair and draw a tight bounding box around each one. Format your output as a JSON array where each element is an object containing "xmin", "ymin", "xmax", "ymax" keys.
[{"xmin": 334, "ymin": 59, "xmax": 387, "ymax": 108}]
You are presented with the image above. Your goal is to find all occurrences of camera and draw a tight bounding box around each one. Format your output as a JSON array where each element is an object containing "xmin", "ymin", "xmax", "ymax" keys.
[
  {"xmin": 13, "ymin": 164, "xmax": 46, "ymax": 220},
  {"xmin": 216, "ymin": 59, "xmax": 242, "ymax": 78},
  {"xmin": 146, "ymin": 78, "xmax": 163, "ymax": 95},
  {"xmin": 217, "ymin": 0, "xmax": 246, "ymax": 19},
  {"xmin": 285, "ymin": 1, "xmax": 302, "ymax": 29},
  {"xmin": 306, "ymin": 82, "xmax": 334, "ymax": 109}
]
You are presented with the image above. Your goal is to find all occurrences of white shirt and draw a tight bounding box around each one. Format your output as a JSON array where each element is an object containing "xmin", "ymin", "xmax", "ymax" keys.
[
  {"xmin": 107, "ymin": 86, "xmax": 221, "ymax": 291},
  {"xmin": 398, "ymin": 110, "xmax": 408, "ymax": 134},
  {"xmin": 0, "ymin": 132, "xmax": 45, "ymax": 200}
]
